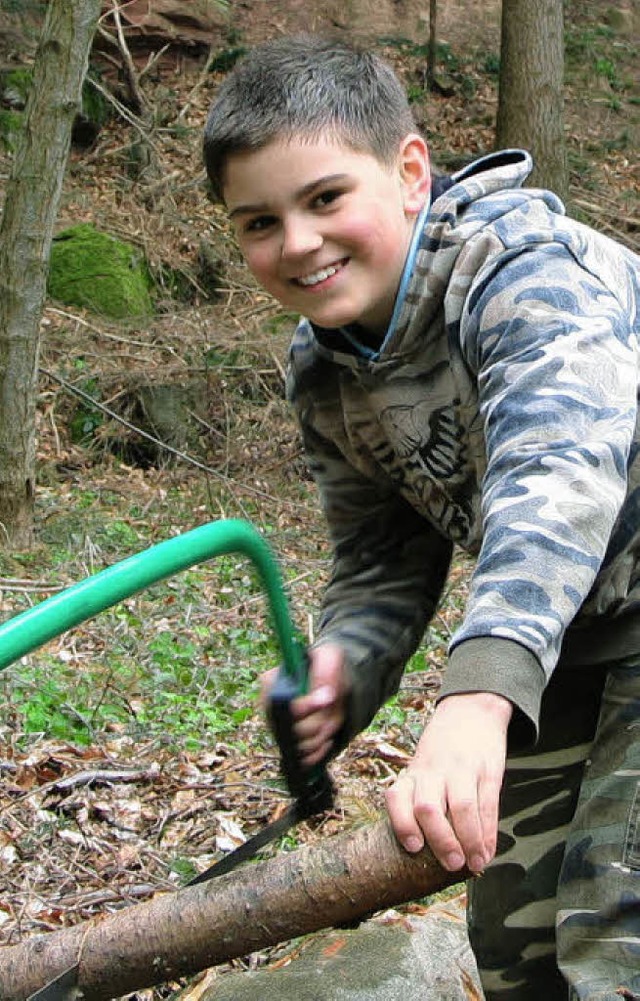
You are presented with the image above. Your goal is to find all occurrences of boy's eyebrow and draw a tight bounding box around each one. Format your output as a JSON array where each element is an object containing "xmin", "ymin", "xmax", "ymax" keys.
[{"xmin": 228, "ymin": 173, "xmax": 350, "ymax": 219}]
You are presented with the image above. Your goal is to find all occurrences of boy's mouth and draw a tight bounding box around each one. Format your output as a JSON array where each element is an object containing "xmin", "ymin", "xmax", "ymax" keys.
[{"xmin": 294, "ymin": 259, "xmax": 347, "ymax": 287}]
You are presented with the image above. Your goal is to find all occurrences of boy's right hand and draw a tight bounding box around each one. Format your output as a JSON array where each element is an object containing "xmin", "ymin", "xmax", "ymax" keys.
[{"xmin": 261, "ymin": 642, "xmax": 349, "ymax": 767}]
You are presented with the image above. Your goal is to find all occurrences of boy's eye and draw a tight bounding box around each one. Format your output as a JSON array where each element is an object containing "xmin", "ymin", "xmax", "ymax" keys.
[
  {"xmin": 244, "ymin": 215, "xmax": 277, "ymax": 234},
  {"xmin": 312, "ymin": 189, "xmax": 343, "ymax": 209}
]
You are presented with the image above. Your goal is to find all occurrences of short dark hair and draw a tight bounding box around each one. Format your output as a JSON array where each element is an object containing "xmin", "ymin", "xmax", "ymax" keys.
[{"xmin": 203, "ymin": 34, "xmax": 418, "ymax": 201}]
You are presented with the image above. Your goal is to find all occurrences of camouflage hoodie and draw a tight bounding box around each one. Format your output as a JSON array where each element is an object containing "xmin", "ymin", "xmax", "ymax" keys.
[{"xmin": 286, "ymin": 149, "xmax": 640, "ymax": 743}]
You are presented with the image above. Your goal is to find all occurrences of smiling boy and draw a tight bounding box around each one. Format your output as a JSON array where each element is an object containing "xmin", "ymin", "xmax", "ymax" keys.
[{"xmin": 203, "ymin": 34, "xmax": 640, "ymax": 1001}]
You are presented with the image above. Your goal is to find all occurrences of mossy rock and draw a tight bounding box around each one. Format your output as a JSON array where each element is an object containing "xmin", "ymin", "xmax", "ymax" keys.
[
  {"xmin": 0, "ymin": 68, "xmax": 109, "ymax": 147},
  {"xmin": 0, "ymin": 108, "xmax": 23, "ymax": 150},
  {"xmin": 48, "ymin": 223, "xmax": 155, "ymax": 319}
]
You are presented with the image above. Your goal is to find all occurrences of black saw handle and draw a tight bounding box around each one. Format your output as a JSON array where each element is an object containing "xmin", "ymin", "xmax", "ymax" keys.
[{"xmin": 267, "ymin": 661, "xmax": 334, "ymax": 815}]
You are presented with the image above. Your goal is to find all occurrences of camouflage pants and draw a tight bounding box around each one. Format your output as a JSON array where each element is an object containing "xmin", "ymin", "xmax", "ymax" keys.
[{"xmin": 467, "ymin": 658, "xmax": 640, "ymax": 1001}]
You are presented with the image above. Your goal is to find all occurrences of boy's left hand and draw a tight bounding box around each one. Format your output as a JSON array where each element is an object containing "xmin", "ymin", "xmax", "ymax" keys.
[{"xmin": 385, "ymin": 691, "xmax": 512, "ymax": 874}]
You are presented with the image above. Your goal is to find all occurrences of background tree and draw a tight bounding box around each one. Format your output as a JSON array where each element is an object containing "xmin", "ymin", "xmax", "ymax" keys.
[
  {"xmin": 496, "ymin": 0, "xmax": 568, "ymax": 200},
  {"xmin": 0, "ymin": 0, "xmax": 100, "ymax": 548},
  {"xmin": 427, "ymin": 0, "xmax": 437, "ymax": 88}
]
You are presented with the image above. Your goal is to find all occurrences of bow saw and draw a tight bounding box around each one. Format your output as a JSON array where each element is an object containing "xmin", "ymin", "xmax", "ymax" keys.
[{"xmin": 0, "ymin": 518, "xmax": 334, "ymax": 1000}]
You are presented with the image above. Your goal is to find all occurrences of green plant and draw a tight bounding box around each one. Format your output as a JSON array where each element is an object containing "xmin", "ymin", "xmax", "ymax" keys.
[
  {"xmin": 481, "ymin": 52, "xmax": 500, "ymax": 77},
  {"xmin": 208, "ymin": 46, "xmax": 247, "ymax": 74},
  {"xmin": 98, "ymin": 519, "xmax": 141, "ymax": 550},
  {"xmin": 69, "ymin": 377, "xmax": 103, "ymax": 443},
  {"xmin": 169, "ymin": 856, "xmax": 199, "ymax": 881},
  {"xmin": 4, "ymin": 658, "xmax": 131, "ymax": 746},
  {"xmin": 594, "ymin": 56, "xmax": 618, "ymax": 86},
  {"xmin": 565, "ymin": 24, "xmax": 615, "ymax": 64}
]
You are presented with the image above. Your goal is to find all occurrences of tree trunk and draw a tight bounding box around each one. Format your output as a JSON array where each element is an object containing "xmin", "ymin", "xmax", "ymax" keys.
[
  {"xmin": 0, "ymin": 818, "xmax": 467, "ymax": 1001},
  {"xmin": 427, "ymin": 0, "xmax": 437, "ymax": 87},
  {"xmin": 0, "ymin": 0, "xmax": 100, "ymax": 548},
  {"xmin": 496, "ymin": 0, "xmax": 568, "ymax": 201}
]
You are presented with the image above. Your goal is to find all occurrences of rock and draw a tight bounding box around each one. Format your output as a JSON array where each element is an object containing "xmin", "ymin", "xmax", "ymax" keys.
[
  {"xmin": 199, "ymin": 894, "xmax": 482, "ymax": 1001},
  {"xmin": 48, "ymin": 223, "xmax": 154, "ymax": 319}
]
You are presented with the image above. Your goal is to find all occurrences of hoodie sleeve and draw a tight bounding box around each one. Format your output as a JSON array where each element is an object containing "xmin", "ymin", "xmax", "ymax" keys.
[
  {"xmin": 296, "ymin": 418, "xmax": 453, "ymax": 744},
  {"xmin": 441, "ymin": 240, "xmax": 638, "ymax": 734}
]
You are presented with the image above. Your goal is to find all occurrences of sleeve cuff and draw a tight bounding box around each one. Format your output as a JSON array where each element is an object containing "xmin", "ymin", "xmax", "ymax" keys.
[{"xmin": 441, "ymin": 636, "xmax": 547, "ymax": 744}]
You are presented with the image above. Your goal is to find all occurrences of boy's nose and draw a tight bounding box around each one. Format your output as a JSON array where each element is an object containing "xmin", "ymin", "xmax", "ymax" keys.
[{"xmin": 281, "ymin": 217, "xmax": 323, "ymax": 259}]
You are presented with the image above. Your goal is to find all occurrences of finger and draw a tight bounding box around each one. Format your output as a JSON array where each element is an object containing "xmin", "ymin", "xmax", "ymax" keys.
[
  {"xmin": 385, "ymin": 771, "xmax": 426, "ymax": 854},
  {"xmin": 477, "ymin": 767, "xmax": 503, "ymax": 863},
  {"xmin": 298, "ymin": 736, "xmax": 334, "ymax": 767},
  {"xmin": 295, "ymin": 707, "xmax": 340, "ymax": 740},
  {"xmin": 291, "ymin": 684, "xmax": 336, "ymax": 720},
  {"xmin": 295, "ymin": 706, "xmax": 341, "ymax": 765},
  {"xmin": 445, "ymin": 777, "xmax": 486, "ymax": 873},
  {"xmin": 411, "ymin": 780, "xmax": 467, "ymax": 872}
]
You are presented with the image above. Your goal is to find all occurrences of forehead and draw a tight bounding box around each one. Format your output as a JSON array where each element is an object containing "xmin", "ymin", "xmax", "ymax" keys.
[{"xmin": 222, "ymin": 134, "xmax": 392, "ymax": 209}]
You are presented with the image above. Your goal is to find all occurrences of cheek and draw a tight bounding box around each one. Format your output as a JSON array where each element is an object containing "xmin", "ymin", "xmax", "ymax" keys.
[
  {"xmin": 242, "ymin": 244, "xmax": 277, "ymax": 287},
  {"xmin": 340, "ymin": 207, "xmax": 406, "ymax": 265}
]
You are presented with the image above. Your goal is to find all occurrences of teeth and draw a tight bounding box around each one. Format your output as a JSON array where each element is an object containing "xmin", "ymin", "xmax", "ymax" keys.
[{"xmin": 297, "ymin": 263, "xmax": 341, "ymax": 286}]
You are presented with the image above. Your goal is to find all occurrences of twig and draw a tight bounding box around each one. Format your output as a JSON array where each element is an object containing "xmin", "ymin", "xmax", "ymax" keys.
[
  {"xmin": 50, "ymin": 767, "xmax": 158, "ymax": 794},
  {"xmin": 46, "ymin": 403, "xmax": 62, "ymax": 457},
  {"xmin": 140, "ymin": 168, "xmax": 181, "ymax": 198},
  {"xmin": 108, "ymin": 0, "xmax": 149, "ymax": 115},
  {"xmin": 0, "ymin": 577, "xmax": 63, "ymax": 592},
  {"xmin": 54, "ymin": 883, "xmax": 163, "ymax": 910},
  {"xmin": 178, "ymin": 42, "xmax": 217, "ymax": 121},
  {"xmin": 138, "ymin": 44, "xmax": 171, "ymax": 84},
  {"xmin": 39, "ymin": 367, "xmax": 239, "ymax": 482},
  {"xmin": 39, "ymin": 367, "xmax": 306, "ymax": 513},
  {"xmin": 572, "ymin": 196, "xmax": 639, "ymax": 229},
  {"xmin": 85, "ymin": 72, "xmax": 150, "ymax": 140},
  {"xmin": 45, "ymin": 307, "xmax": 163, "ymax": 350}
]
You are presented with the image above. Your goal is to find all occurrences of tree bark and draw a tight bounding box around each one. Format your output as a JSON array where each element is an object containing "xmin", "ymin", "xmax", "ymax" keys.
[
  {"xmin": 496, "ymin": 0, "xmax": 568, "ymax": 201},
  {"xmin": 0, "ymin": 817, "xmax": 467, "ymax": 1001},
  {"xmin": 0, "ymin": 0, "xmax": 100, "ymax": 548},
  {"xmin": 427, "ymin": 0, "xmax": 437, "ymax": 87}
]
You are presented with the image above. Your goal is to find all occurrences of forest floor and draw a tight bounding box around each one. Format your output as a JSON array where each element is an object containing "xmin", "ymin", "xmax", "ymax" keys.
[{"xmin": 0, "ymin": 1, "xmax": 637, "ymax": 999}]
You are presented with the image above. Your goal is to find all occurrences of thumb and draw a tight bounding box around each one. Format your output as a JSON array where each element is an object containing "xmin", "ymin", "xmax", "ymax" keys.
[{"xmin": 307, "ymin": 643, "xmax": 346, "ymax": 704}]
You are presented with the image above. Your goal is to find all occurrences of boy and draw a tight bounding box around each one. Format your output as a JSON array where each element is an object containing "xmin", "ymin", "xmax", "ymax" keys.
[{"xmin": 203, "ymin": 34, "xmax": 640, "ymax": 1001}]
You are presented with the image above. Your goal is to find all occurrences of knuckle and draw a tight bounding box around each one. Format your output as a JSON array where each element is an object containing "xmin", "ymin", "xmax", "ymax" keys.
[
  {"xmin": 413, "ymin": 797, "xmax": 442, "ymax": 821},
  {"xmin": 451, "ymin": 796, "xmax": 476, "ymax": 814}
]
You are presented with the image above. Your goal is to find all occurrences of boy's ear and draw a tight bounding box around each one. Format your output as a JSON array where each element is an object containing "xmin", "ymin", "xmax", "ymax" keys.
[{"xmin": 398, "ymin": 133, "xmax": 431, "ymax": 215}]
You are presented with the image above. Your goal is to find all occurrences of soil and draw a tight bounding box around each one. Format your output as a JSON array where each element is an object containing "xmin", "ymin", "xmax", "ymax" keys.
[{"xmin": 231, "ymin": 0, "xmax": 502, "ymax": 52}]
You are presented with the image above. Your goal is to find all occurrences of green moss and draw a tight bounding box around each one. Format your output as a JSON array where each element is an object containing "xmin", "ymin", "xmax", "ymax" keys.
[
  {"xmin": 0, "ymin": 109, "xmax": 23, "ymax": 150},
  {"xmin": 48, "ymin": 224, "xmax": 154, "ymax": 319},
  {"xmin": 0, "ymin": 67, "xmax": 33, "ymax": 107}
]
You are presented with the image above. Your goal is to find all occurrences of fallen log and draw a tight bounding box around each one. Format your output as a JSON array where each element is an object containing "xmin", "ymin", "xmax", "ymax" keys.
[{"xmin": 0, "ymin": 818, "xmax": 469, "ymax": 1000}]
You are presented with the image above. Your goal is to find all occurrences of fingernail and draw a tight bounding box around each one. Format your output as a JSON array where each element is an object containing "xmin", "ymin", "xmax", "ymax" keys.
[
  {"xmin": 404, "ymin": 836, "xmax": 423, "ymax": 853},
  {"xmin": 470, "ymin": 854, "xmax": 485, "ymax": 874},
  {"xmin": 445, "ymin": 851, "xmax": 465, "ymax": 871}
]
